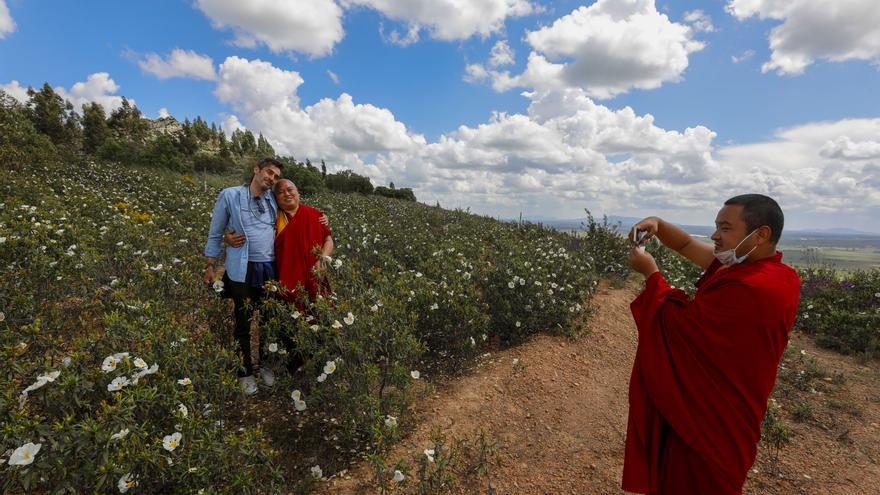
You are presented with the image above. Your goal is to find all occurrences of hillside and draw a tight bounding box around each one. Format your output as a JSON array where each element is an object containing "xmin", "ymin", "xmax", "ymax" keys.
[{"xmin": 2, "ymin": 159, "xmax": 878, "ymax": 493}]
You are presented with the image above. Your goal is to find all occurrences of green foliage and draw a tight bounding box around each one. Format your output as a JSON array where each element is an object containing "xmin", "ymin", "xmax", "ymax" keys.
[
  {"xmin": 761, "ymin": 399, "xmax": 791, "ymax": 472},
  {"xmin": 325, "ymin": 169, "xmax": 375, "ymax": 195},
  {"xmin": 81, "ymin": 102, "xmax": 110, "ymax": 154},
  {"xmin": 0, "ymin": 91, "xmax": 58, "ymax": 165},
  {"xmin": 374, "ymin": 186, "xmax": 417, "ymax": 202},
  {"xmin": 107, "ymin": 98, "xmax": 149, "ymax": 146},
  {"xmin": 796, "ymin": 267, "xmax": 880, "ymax": 358},
  {"xmin": 278, "ymin": 157, "xmax": 327, "ymax": 195},
  {"xmin": 139, "ymin": 134, "xmax": 186, "ymax": 170},
  {"xmin": 26, "ymin": 83, "xmax": 80, "ymax": 147}
]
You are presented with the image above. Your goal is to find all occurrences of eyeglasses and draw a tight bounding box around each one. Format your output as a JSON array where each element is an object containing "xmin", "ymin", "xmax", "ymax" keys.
[{"xmin": 253, "ymin": 196, "xmax": 266, "ymax": 215}]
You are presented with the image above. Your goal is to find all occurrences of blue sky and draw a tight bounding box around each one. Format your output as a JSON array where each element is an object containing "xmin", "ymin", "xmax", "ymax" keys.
[{"xmin": 2, "ymin": 0, "xmax": 879, "ymax": 232}]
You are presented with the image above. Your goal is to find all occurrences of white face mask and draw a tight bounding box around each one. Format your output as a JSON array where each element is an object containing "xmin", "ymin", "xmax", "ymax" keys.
[{"xmin": 714, "ymin": 229, "xmax": 757, "ymax": 266}]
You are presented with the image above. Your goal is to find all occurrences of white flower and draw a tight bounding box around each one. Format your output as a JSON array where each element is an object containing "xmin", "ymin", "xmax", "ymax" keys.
[
  {"xmin": 177, "ymin": 403, "xmax": 188, "ymax": 418},
  {"xmin": 800, "ymin": 349, "xmax": 807, "ymax": 356},
  {"xmin": 333, "ymin": 258, "xmax": 343, "ymax": 269},
  {"xmin": 290, "ymin": 389, "xmax": 301, "ymax": 401},
  {"xmin": 469, "ymin": 336, "xmax": 476, "ymax": 347},
  {"xmin": 410, "ymin": 370, "xmax": 420, "ymax": 380},
  {"xmin": 323, "ymin": 360, "xmax": 337, "ymax": 375},
  {"xmin": 8, "ymin": 442, "xmax": 41, "ymax": 466},
  {"xmin": 344, "ymin": 312, "xmax": 355, "ymax": 325},
  {"xmin": 331, "ymin": 320, "xmax": 343, "ymax": 329},
  {"xmin": 163, "ymin": 432, "xmax": 182, "ymax": 451},
  {"xmin": 0, "ymin": 311, "xmax": 4, "ymax": 322},
  {"xmin": 515, "ymin": 321, "xmax": 521, "ymax": 328},
  {"xmin": 310, "ymin": 465, "xmax": 323, "ymax": 479},
  {"xmin": 132, "ymin": 357, "xmax": 147, "ymax": 369},
  {"xmin": 212, "ymin": 280, "xmax": 224, "ymax": 293},
  {"xmin": 317, "ymin": 373, "xmax": 327, "ymax": 383},
  {"xmin": 61, "ymin": 356, "xmax": 72, "ymax": 368},
  {"xmin": 117, "ymin": 473, "xmax": 137, "ymax": 493},
  {"xmin": 177, "ymin": 377, "xmax": 192, "ymax": 386},
  {"xmin": 112, "ymin": 352, "xmax": 130, "ymax": 360},
  {"xmin": 108, "ymin": 376, "xmax": 130, "ymax": 392},
  {"xmin": 371, "ymin": 304, "xmax": 379, "ymax": 312},
  {"xmin": 508, "ymin": 281, "xmax": 515, "ymax": 289},
  {"xmin": 130, "ymin": 363, "xmax": 158, "ymax": 384},
  {"xmin": 292, "ymin": 311, "xmax": 301, "ymax": 319},
  {"xmin": 268, "ymin": 343, "xmax": 278, "ymax": 353},
  {"xmin": 874, "ymin": 292, "xmax": 880, "ymax": 298},
  {"xmin": 294, "ymin": 398, "xmax": 307, "ymax": 411},
  {"xmin": 310, "ymin": 324, "xmax": 320, "ymax": 331},
  {"xmin": 101, "ymin": 355, "xmax": 120, "ymax": 373},
  {"xmin": 430, "ymin": 303, "xmax": 439, "ymax": 311},
  {"xmin": 0, "ymin": 237, "xmax": 5, "ymax": 244},
  {"xmin": 110, "ymin": 428, "xmax": 130, "ymax": 441},
  {"xmin": 424, "ymin": 449, "xmax": 435, "ymax": 463},
  {"xmin": 807, "ymin": 304, "xmax": 814, "ymax": 310},
  {"xmin": 385, "ymin": 415, "xmax": 397, "ymax": 428},
  {"xmin": 393, "ymin": 470, "xmax": 405, "ymax": 482}
]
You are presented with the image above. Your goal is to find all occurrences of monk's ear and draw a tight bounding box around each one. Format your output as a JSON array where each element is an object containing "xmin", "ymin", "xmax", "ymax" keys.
[{"xmin": 756, "ymin": 225, "xmax": 772, "ymax": 244}]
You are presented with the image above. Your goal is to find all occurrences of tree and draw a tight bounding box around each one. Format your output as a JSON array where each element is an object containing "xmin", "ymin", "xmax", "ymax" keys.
[
  {"xmin": 82, "ymin": 102, "xmax": 110, "ymax": 154},
  {"xmin": 26, "ymin": 83, "xmax": 78, "ymax": 146},
  {"xmin": 278, "ymin": 156, "xmax": 326, "ymax": 195},
  {"xmin": 321, "ymin": 159, "xmax": 327, "ymax": 179},
  {"xmin": 325, "ymin": 169, "xmax": 374, "ymax": 195},
  {"xmin": 108, "ymin": 98, "xmax": 148, "ymax": 144},
  {"xmin": 0, "ymin": 90, "xmax": 57, "ymax": 164},
  {"xmin": 256, "ymin": 133, "xmax": 274, "ymax": 157}
]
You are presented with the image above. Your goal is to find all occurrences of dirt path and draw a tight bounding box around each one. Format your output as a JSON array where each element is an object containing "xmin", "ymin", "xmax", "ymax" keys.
[{"xmin": 321, "ymin": 284, "xmax": 880, "ymax": 494}]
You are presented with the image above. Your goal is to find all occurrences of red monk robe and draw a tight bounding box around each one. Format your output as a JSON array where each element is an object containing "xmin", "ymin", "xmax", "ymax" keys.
[
  {"xmin": 622, "ymin": 252, "xmax": 800, "ymax": 494},
  {"xmin": 274, "ymin": 204, "xmax": 332, "ymax": 306}
]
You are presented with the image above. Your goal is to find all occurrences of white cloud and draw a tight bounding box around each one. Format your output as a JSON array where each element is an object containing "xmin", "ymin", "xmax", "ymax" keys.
[
  {"xmin": 727, "ymin": 0, "xmax": 880, "ymax": 75},
  {"xmin": 731, "ymin": 49, "xmax": 755, "ymax": 64},
  {"xmin": 137, "ymin": 49, "xmax": 217, "ymax": 81},
  {"xmin": 683, "ymin": 9, "xmax": 715, "ymax": 33},
  {"xmin": 488, "ymin": 40, "xmax": 515, "ymax": 67},
  {"xmin": 820, "ymin": 136, "xmax": 880, "ymax": 161},
  {"xmin": 327, "ymin": 70, "xmax": 340, "ymax": 84},
  {"xmin": 158, "ymin": 108, "xmax": 170, "ymax": 118},
  {"xmin": 220, "ymin": 114, "xmax": 246, "ymax": 137},
  {"xmin": 0, "ymin": 0, "xmax": 15, "ymax": 39},
  {"xmin": 2, "ymin": 74, "xmax": 130, "ymax": 114},
  {"xmin": 195, "ymin": 0, "xmax": 344, "ymax": 57},
  {"xmin": 486, "ymin": 0, "xmax": 705, "ymax": 98},
  {"xmin": 0, "ymin": 80, "xmax": 29, "ymax": 103},
  {"xmin": 379, "ymin": 21, "xmax": 421, "ymax": 46},
  {"xmin": 462, "ymin": 63, "xmax": 490, "ymax": 83},
  {"xmin": 214, "ymin": 56, "xmax": 424, "ymax": 160},
  {"xmin": 348, "ymin": 0, "xmax": 537, "ymax": 42}
]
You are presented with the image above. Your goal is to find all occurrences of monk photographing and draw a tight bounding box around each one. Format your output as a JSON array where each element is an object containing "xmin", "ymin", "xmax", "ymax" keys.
[{"xmin": 622, "ymin": 194, "xmax": 800, "ymax": 494}]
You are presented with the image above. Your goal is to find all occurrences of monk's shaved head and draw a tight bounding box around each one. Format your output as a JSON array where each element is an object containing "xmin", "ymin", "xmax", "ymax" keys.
[{"xmin": 273, "ymin": 179, "xmax": 296, "ymax": 194}]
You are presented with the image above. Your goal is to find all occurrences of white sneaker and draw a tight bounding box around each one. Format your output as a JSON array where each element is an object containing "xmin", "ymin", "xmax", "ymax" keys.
[
  {"xmin": 260, "ymin": 367, "xmax": 275, "ymax": 387},
  {"xmin": 238, "ymin": 375, "xmax": 258, "ymax": 396}
]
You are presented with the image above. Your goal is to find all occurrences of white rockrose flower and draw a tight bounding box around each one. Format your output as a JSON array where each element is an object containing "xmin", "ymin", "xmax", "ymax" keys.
[
  {"xmin": 310, "ymin": 465, "xmax": 323, "ymax": 479},
  {"xmin": 212, "ymin": 280, "xmax": 224, "ymax": 293},
  {"xmin": 268, "ymin": 343, "xmax": 278, "ymax": 353},
  {"xmin": 162, "ymin": 432, "xmax": 182, "ymax": 452},
  {"xmin": 317, "ymin": 373, "xmax": 327, "ymax": 383},
  {"xmin": 132, "ymin": 357, "xmax": 147, "ymax": 369},
  {"xmin": 323, "ymin": 360, "xmax": 337, "ymax": 375},
  {"xmin": 344, "ymin": 312, "xmax": 355, "ymax": 325},
  {"xmin": 177, "ymin": 377, "xmax": 192, "ymax": 386},
  {"xmin": 331, "ymin": 320, "xmax": 343, "ymax": 329},
  {"xmin": 117, "ymin": 473, "xmax": 137, "ymax": 493},
  {"xmin": 110, "ymin": 428, "xmax": 130, "ymax": 441},
  {"xmin": 107, "ymin": 376, "xmax": 130, "ymax": 392},
  {"xmin": 101, "ymin": 355, "xmax": 120, "ymax": 373},
  {"xmin": 8, "ymin": 442, "xmax": 41, "ymax": 466},
  {"xmin": 385, "ymin": 416, "xmax": 397, "ymax": 428},
  {"xmin": 177, "ymin": 403, "xmax": 188, "ymax": 418},
  {"xmin": 393, "ymin": 470, "xmax": 405, "ymax": 482},
  {"xmin": 410, "ymin": 370, "xmax": 420, "ymax": 380},
  {"xmin": 424, "ymin": 449, "xmax": 435, "ymax": 463}
]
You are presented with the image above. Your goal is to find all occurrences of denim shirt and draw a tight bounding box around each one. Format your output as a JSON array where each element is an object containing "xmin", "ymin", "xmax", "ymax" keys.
[{"xmin": 204, "ymin": 185, "xmax": 278, "ymax": 283}]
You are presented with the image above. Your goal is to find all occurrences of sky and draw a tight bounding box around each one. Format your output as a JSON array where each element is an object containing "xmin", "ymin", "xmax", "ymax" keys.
[{"xmin": 1, "ymin": 0, "xmax": 879, "ymax": 232}]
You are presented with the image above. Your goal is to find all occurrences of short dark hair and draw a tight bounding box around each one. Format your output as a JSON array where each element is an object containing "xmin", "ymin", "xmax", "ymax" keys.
[
  {"xmin": 724, "ymin": 194, "xmax": 784, "ymax": 244},
  {"xmin": 257, "ymin": 157, "xmax": 284, "ymax": 172}
]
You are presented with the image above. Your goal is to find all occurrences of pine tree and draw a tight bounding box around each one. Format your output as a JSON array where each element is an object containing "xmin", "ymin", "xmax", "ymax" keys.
[
  {"xmin": 321, "ymin": 159, "xmax": 327, "ymax": 179},
  {"xmin": 256, "ymin": 132, "xmax": 274, "ymax": 157},
  {"xmin": 26, "ymin": 83, "xmax": 69, "ymax": 145},
  {"xmin": 81, "ymin": 102, "xmax": 110, "ymax": 154}
]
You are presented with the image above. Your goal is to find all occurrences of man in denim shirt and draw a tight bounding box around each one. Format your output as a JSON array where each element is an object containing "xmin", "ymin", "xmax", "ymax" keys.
[{"xmin": 204, "ymin": 158, "xmax": 283, "ymax": 395}]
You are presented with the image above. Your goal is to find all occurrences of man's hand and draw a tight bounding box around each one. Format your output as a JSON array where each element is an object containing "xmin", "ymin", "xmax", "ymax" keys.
[
  {"xmin": 629, "ymin": 216, "xmax": 660, "ymax": 246},
  {"xmin": 313, "ymin": 259, "xmax": 326, "ymax": 274},
  {"xmin": 319, "ymin": 214, "xmax": 329, "ymax": 226},
  {"xmin": 204, "ymin": 265, "xmax": 216, "ymax": 286},
  {"xmin": 224, "ymin": 231, "xmax": 245, "ymax": 248},
  {"xmin": 628, "ymin": 246, "xmax": 659, "ymax": 279}
]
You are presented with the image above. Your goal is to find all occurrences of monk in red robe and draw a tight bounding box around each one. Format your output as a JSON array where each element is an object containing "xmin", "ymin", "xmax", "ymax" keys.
[
  {"xmin": 622, "ymin": 194, "xmax": 800, "ymax": 494},
  {"xmin": 273, "ymin": 179, "xmax": 334, "ymax": 307}
]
